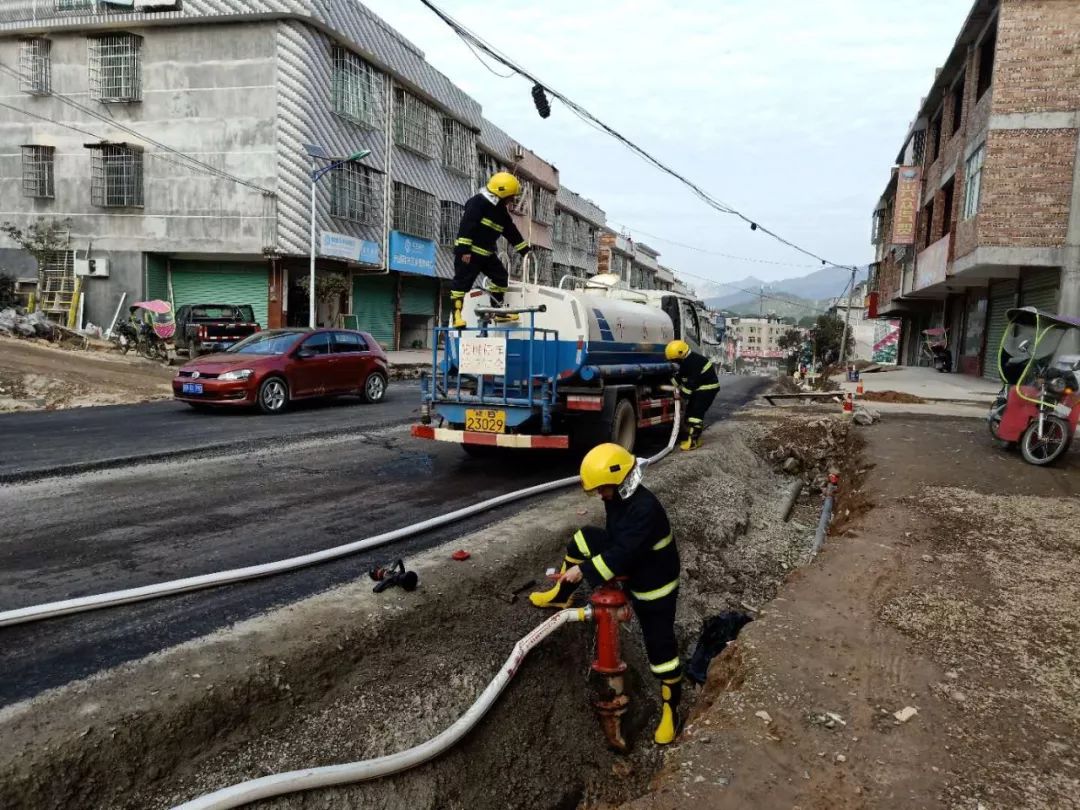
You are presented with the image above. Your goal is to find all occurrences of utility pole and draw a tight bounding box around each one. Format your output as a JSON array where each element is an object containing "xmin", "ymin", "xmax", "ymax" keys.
[{"xmin": 838, "ymin": 265, "xmax": 857, "ymax": 366}]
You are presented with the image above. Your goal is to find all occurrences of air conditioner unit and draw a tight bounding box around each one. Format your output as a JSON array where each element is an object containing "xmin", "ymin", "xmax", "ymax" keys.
[{"xmin": 74, "ymin": 258, "xmax": 110, "ymax": 278}]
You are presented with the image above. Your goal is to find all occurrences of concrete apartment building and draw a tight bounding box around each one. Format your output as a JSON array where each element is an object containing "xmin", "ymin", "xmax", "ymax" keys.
[
  {"xmin": 0, "ymin": 1, "xmax": 691, "ymax": 348},
  {"xmin": 631, "ymin": 242, "xmax": 660, "ymax": 290},
  {"xmin": 872, "ymin": 0, "xmax": 1080, "ymax": 378},
  {"xmin": 729, "ymin": 314, "xmax": 787, "ymax": 365}
]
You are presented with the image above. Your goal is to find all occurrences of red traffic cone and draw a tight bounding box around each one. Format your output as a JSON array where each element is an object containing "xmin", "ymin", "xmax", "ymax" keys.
[
  {"xmin": 843, "ymin": 393, "xmax": 854, "ymax": 413},
  {"xmin": 856, "ymin": 380, "xmax": 864, "ymax": 395}
]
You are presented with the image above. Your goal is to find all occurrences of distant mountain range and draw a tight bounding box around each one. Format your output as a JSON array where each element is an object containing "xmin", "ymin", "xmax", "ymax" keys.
[{"xmin": 699, "ymin": 266, "xmax": 869, "ymax": 318}]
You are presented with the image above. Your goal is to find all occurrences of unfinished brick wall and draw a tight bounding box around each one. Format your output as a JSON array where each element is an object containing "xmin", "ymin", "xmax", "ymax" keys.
[
  {"xmin": 978, "ymin": 128, "xmax": 1077, "ymax": 246},
  {"xmin": 597, "ymin": 231, "xmax": 615, "ymax": 275},
  {"xmin": 994, "ymin": 0, "xmax": 1080, "ymax": 114}
]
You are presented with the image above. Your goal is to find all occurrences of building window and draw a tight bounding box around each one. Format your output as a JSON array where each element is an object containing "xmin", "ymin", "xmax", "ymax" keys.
[
  {"xmin": 332, "ymin": 46, "xmax": 383, "ymax": 129},
  {"xmin": 392, "ymin": 182, "xmax": 437, "ymax": 240},
  {"xmin": 477, "ymin": 151, "xmax": 505, "ymax": 185},
  {"xmin": 963, "ymin": 143, "xmax": 985, "ymax": 219},
  {"xmin": 57, "ymin": 0, "xmax": 95, "ymax": 11},
  {"xmin": 19, "ymin": 38, "xmax": 51, "ymax": 95},
  {"xmin": 439, "ymin": 200, "xmax": 463, "ymax": 246},
  {"xmin": 941, "ymin": 177, "xmax": 955, "ymax": 236},
  {"xmin": 911, "ymin": 129, "xmax": 926, "ymax": 166},
  {"xmin": 393, "ymin": 88, "xmax": 438, "ymax": 158},
  {"xmin": 976, "ymin": 24, "xmax": 997, "ymax": 100},
  {"xmin": 88, "ymin": 32, "xmax": 142, "ymax": 102},
  {"xmin": 871, "ymin": 209, "xmax": 885, "ymax": 245},
  {"xmin": 532, "ymin": 186, "xmax": 555, "ymax": 225},
  {"xmin": 927, "ymin": 109, "xmax": 942, "ymax": 164},
  {"xmin": 441, "ymin": 118, "xmax": 474, "ymax": 176},
  {"xmin": 88, "ymin": 144, "xmax": 143, "ymax": 207},
  {"xmin": 950, "ymin": 72, "xmax": 965, "ymax": 135},
  {"xmin": 22, "ymin": 146, "xmax": 55, "ymax": 199},
  {"xmin": 508, "ymin": 177, "xmax": 533, "ymax": 218},
  {"xmin": 330, "ymin": 162, "xmax": 377, "ymax": 224}
]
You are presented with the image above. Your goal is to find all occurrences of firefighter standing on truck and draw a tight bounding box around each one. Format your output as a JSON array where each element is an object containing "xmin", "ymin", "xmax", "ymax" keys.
[
  {"xmin": 450, "ymin": 171, "xmax": 531, "ymax": 329},
  {"xmin": 529, "ymin": 443, "xmax": 683, "ymax": 745},
  {"xmin": 666, "ymin": 339, "xmax": 720, "ymax": 451}
]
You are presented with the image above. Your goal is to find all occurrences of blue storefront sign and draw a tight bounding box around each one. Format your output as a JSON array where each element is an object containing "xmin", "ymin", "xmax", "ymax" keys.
[
  {"xmin": 388, "ymin": 230, "xmax": 436, "ymax": 277},
  {"xmin": 319, "ymin": 231, "xmax": 381, "ymax": 266}
]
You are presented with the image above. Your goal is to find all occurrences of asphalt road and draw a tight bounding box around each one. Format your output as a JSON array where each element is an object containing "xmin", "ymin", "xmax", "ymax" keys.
[
  {"xmin": 0, "ymin": 375, "xmax": 769, "ymax": 705},
  {"xmin": 0, "ymin": 387, "xmax": 422, "ymax": 483}
]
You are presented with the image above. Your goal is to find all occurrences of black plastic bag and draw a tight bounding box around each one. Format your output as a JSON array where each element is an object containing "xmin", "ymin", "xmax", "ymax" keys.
[{"xmin": 685, "ymin": 611, "xmax": 753, "ymax": 684}]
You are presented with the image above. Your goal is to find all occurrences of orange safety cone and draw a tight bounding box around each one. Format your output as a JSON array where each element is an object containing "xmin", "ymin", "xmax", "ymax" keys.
[
  {"xmin": 843, "ymin": 393, "xmax": 854, "ymax": 413},
  {"xmin": 856, "ymin": 380, "xmax": 864, "ymax": 395}
]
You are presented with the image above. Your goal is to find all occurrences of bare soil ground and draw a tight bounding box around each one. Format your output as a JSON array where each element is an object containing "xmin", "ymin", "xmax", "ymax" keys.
[
  {"xmin": 0, "ymin": 336, "xmax": 174, "ymax": 411},
  {"xmin": 620, "ymin": 412, "xmax": 1080, "ymax": 810},
  {"xmin": 857, "ymin": 390, "xmax": 927, "ymax": 404}
]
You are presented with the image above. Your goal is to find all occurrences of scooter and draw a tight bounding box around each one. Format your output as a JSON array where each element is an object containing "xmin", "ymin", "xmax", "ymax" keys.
[
  {"xmin": 988, "ymin": 306, "xmax": 1080, "ymax": 466},
  {"xmin": 922, "ymin": 327, "xmax": 952, "ymax": 373}
]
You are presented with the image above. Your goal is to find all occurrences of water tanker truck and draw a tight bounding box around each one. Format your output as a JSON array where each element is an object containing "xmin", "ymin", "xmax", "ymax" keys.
[{"xmin": 411, "ymin": 274, "xmax": 716, "ymax": 453}]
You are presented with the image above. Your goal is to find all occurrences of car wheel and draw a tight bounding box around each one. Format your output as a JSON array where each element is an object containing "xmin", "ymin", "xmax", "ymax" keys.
[
  {"xmin": 257, "ymin": 376, "xmax": 289, "ymax": 415},
  {"xmin": 360, "ymin": 371, "xmax": 387, "ymax": 404},
  {"xmin": 187, "ymin": 402, "xmax": 210, "ymax": 412}
]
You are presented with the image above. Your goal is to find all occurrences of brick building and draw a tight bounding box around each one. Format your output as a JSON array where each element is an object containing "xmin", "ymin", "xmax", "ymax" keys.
[{"xmin": 871, "ymin": 0, "xmax": 1080, "ymax": 379}]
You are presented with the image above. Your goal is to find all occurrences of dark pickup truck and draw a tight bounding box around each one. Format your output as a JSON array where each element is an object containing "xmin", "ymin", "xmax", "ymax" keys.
[{"xmin": 175, "ymin": 304, "xmax": 261, "ymax": 357}]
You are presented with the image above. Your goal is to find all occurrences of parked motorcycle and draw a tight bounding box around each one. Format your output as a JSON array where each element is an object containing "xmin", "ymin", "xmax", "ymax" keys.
[
  {"xmin": 111, "ymin": 318, "xmax": 140, "ymax": 355},
  {"xmin": 127, "ymin": 300, "xmax": 175, "ymax": 363},
  {"xmin": 988, "ymin": 306, "xmax": 1080, "ymax": 466},
  {"xmin": 921, "ymin": 327, "xmax": 952, "ymax": 373}
]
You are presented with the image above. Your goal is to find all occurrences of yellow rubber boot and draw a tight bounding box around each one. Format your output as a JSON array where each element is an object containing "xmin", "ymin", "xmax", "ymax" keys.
[
  {"xmin": 680, "ymin": 426, "xmax": 701, "ymax": 451},
  {"xmin": 654, "ymin": 682, "xmax": 680, "ymax": 745},
  {"xmin": 452, "ymin": 299, "xmax": 466, "ymax": 329}
]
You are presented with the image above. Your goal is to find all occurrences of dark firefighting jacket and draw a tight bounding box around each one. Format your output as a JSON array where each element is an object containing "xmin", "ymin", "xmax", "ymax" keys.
[
  {"xmin": 454, "ymin": 189, "xmax": 530, "ymax": 260},
  {"xmin": 675, "ymin": 351, "xmax": 720, "ymax": 396},
  {"xmin": 580, "ymin": 484, "xmax": 679, "ymax": 603}
]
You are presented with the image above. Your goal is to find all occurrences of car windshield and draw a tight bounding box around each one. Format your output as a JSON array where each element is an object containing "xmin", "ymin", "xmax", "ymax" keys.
[{"xmin": 227, "ymin": 331, "xmax": 304, "ymax": 355}]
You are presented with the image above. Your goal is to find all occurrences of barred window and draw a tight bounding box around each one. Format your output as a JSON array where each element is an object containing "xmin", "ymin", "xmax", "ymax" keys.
[
  {"xmin": 332, "ymin": 46, "xmax": 383, "ymax": 129},
  {"xmin": 393, "ymin": 88, "xmax": 438, "ymax": 158},
  {"xmin": 508, "ymin": 177, "xmax": 533, "ymax": 218},
  {"xmin": 532, "ymin": 185, "xmax": 555, "ymax": 225},
  {"xmin": 57, "ymin": 0, "xmax": 95, "ymax": 11},
  {"xmin": 19, "ymin": 38, "xmax": 51, "ymax": 95},
  {"xmin": 22, "ymin": 146, "xmax": 55, "ymax": 199},
  {"xmin": 392, "ymin": 182, "xmax": 437, "ymax": 240},
  {"xmin": 439, "ymin": 200, "xmax": 463, "ymax": 246},
  {"xmin": 477, "ymin": 151, "xmax": 505, "ymax": 187},
  {"xmin": 441, "ymin": 118, "xmax": 474, "ymax": 176},
  {"xmin": 88, "ymin": 144, "xmax": 143, "ymax": 207},
  {"xmin": 553, "ymin": 211, "xmax": 571, "ymax": 244},
  {"xmin": 573, "ymin": 220, "xmax": 590, "ymax": 251},
  {"xmin": 331, "ymin": 163, "xmax": 378, "ymax": 224},
  {"xmin": 88, "ymin": 32, "xmax": 142, "ymax": 102}
]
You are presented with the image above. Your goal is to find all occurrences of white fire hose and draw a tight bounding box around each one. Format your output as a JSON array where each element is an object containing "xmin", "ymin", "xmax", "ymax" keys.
[
  {"xmin": 171, "ymin": 607, "xmax": 591, "ymax": 810},
  {"xmin": 0, "ymin": 401, "xmax": 681, "ymax": 629}
]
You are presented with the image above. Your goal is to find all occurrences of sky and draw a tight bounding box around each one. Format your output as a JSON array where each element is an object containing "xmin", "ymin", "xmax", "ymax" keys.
[{"xmin": 361, "ymin": 0, "xmax": 974, "ymax": 294}]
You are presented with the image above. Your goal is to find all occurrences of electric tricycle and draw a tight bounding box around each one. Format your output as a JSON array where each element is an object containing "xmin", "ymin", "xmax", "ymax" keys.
[{"xmin": 988, "ymin": 306, "xmax": 1080, "ymax": 466}]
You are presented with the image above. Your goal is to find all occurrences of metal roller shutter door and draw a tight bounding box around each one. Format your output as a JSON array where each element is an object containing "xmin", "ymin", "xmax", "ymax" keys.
[
  {"xmin": 353, "ymin": 274, "xmax": 396, "ymax": 350},
  {"xmin": 400, "ymin": 276, "xmax": 437, "ymax": 315},
  {"xmin": 170, "ymin": 261, "xmax": 269, "ymax": 328},
  {"xmin": 983, "ymin": 281, "xmax": 1017, "ymax": 381},
  {"xmin": 1020, "ymin": 269, "xmax": 1060, "ymax": 313}
]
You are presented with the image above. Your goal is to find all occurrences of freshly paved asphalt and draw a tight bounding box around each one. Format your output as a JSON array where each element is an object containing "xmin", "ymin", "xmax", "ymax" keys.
[{"xmin": 0, "ymin": 375, "xmax": 769, "ymax": 705}]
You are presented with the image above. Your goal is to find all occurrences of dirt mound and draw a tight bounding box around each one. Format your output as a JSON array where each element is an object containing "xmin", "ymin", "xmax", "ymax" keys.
[{"xmin": 858, "ymin": 390, "xmax": 926, "ymax": 404}]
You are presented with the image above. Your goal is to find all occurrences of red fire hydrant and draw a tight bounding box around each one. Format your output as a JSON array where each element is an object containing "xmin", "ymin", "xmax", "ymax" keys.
[{"xmin": 590, "ymin": 579, "xmax": 633, "ymax": 752}]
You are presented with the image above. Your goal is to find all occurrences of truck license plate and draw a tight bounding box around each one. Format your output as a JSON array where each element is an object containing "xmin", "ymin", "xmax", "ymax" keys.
[
  {"xmin": 182, "ymin": 383, "xmax": 204, "ymax": 394},
  {"xmin": 465, "ymin": 408, "xmax": 505, "ymax": 433}
]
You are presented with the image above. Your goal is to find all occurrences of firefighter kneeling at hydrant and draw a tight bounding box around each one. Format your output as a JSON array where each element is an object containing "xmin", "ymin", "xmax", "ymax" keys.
[
  {"xmin": 529, "ymin": 443, "xmax": 683, "ymax": 745},
  {"xmin": 666, "ymin": 339, "xmax": 720, "ymax": 451}
]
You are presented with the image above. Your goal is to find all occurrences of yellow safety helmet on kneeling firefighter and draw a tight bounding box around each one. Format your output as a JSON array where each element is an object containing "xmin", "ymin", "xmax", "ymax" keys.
[
  {"xmin": 580, "ymin": 443, "xmax": 636, "ymax": 492},
  {"xmin": 665, "ymin": 339, "xmax": 690, "ymax": 361},
  {"xmin": 487, "ymin": 171, "xmax": 521, "ymax": 199}
]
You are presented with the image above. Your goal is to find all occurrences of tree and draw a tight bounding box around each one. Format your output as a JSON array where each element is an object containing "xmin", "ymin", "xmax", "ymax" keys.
[
  {"xmin": 777, "ymin": 327, "xmax": 805, "ymax": 374},
  {"xmin": 296, "ymin": 271, "xmax": 350, "ymax": 326},
  {"xmin": 809, "ymin": 312, "xmax": 854, "ymax": 367},
  {"xmin": 0, "ymin": 218, "xmax": 73, "ymax": 311}
]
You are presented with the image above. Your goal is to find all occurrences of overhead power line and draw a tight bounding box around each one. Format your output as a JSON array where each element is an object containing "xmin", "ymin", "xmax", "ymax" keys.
[
  {"xmin": 607, "ymin": 220, "xmax": 822, "ymax": 268},
  {"xmin": 416, "ymin": 0, "xmax": 859, "ymax": 273}
]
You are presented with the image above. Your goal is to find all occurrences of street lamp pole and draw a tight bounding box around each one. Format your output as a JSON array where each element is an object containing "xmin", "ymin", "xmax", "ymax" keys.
[{"xmin": 306, "ymin": 147, "xmax": 372, "ymax": 329}]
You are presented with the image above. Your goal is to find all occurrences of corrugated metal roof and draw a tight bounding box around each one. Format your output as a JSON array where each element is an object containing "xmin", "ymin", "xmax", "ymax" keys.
[{"xmin": 555, "ymin": 185, "xmax": 604, "ymax": 226}]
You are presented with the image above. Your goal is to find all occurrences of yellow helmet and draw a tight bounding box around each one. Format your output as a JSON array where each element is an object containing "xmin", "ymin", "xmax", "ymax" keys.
[
  {"xmin": 487, "ymin": 171, "xmax": 521, "ymax": 199},
  {"xmin": 580, "ymin": 443, "xmax": 636, "ymax": 492},
  {"xmin": 665, "ymin": 339, "xmax": 690, "ymax": 361}
]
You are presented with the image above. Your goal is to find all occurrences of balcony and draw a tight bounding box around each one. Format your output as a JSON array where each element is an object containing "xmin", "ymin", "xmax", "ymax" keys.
[{"xmin": 911, "ymin": 233, "xmax": 951, "ymax": 297}]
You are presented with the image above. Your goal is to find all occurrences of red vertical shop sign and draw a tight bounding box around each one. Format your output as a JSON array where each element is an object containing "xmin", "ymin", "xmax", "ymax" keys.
[{"xmin": 891, "ymin": 167, "xmax": 922, "ymax": 245}]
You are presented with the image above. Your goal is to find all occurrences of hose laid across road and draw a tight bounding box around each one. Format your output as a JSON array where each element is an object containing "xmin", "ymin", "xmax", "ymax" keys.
[
  {"xmin": 0, "ymin": 402, "xmax": 681, "ymax": 629},
  {"xmin": 171, "ymin": 607, "xmax": 592, "ymax": 810}
]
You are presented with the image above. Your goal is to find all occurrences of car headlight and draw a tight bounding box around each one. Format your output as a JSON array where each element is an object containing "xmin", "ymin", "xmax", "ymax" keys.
[{"xmin": 219, "ymin": 369, "xmax": 254, "ymax": 381}]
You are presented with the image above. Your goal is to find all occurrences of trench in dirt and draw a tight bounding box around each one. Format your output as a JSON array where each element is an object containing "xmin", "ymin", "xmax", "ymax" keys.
[{"xmin": 3, "ymin": 411, "xmax": 860, "ymax": 810}]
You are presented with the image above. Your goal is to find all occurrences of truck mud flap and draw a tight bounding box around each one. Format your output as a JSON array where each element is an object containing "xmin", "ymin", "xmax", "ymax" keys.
[{"xmin": 411, "ymin": 425, "xmax": 569, "ymax": 449}]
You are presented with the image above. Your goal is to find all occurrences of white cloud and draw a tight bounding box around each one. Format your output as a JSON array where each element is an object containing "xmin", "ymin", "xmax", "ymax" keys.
[{"xmin": 360, "ymin": 0, "xmax": 973, "ymax": 283}]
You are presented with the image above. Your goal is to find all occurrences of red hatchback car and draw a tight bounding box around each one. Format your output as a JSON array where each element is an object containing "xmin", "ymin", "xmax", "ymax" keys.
[{"xmin": 173, "ymin": 328, "xmax": 389, "ymax": 414}]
